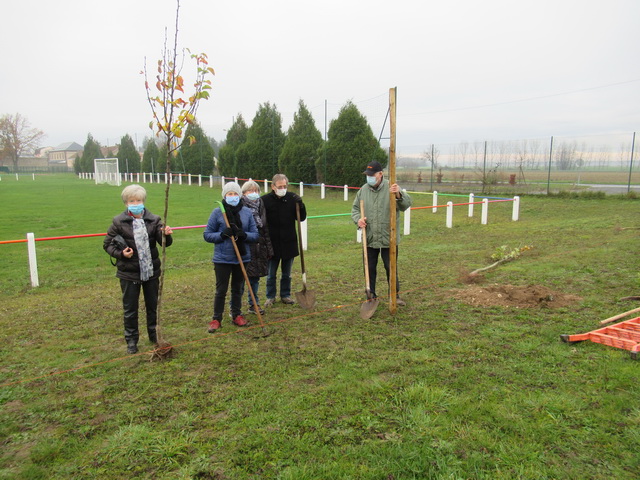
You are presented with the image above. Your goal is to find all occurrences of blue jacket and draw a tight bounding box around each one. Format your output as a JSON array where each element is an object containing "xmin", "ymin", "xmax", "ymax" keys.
[{"xmin": 204, "ymin": 207, "xmax": 259, "ymax": 264}]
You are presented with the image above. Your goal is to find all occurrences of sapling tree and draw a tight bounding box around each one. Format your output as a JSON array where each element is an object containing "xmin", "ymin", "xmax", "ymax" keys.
[{"xmin": 142, "ymin": 0, "xmax": 214, "ymax": 353}]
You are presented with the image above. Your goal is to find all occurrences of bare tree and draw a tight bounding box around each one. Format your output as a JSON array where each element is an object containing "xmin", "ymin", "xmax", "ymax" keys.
[
  {"xmin": 457, "ymin": 141, "xmax": 469, "ymax": 169},
  {"xmin": 555, "ymin": 141, "xmax": 578, "ymax": 170},
  {"xmin": 422, "ymin": 145, "xmax": 440, "ymax": 170},
  {"xmin": 0, "ymin": 113, "xmax": 45, "ymax": 170}
]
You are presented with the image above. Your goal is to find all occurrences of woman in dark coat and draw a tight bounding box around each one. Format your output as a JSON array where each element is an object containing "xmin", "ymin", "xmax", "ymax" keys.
[
  {"xmin": 241, "ymin": 180, "xmax": 274, "ymax": 315},
  {"xmin": 103, "ymin": 184, "xmax": 173, "ymax": 354}
]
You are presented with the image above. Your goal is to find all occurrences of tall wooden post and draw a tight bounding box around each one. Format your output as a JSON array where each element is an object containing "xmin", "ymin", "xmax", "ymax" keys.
[{"xmin": 389, "ymin": 87, "xmax": 397, "ymax": 314}]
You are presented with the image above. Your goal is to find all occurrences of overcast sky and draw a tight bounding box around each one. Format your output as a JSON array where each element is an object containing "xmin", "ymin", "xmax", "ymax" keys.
[{"xmin": 2, "ymin": 0, "xmax": 639, "ymax": 155}]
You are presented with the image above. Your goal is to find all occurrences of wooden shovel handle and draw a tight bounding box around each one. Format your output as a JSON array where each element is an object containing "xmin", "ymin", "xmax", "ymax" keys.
[
  {"xmin": 600, "ymin": 306, "xmax": 640, "ymax": 325},
  {"xmin": 360, "ymin": 200, "xmax": 372, "ymax": 289}
]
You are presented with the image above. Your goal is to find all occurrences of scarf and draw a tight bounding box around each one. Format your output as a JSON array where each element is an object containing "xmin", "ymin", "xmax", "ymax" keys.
[
  {"xmin": 132, "ymin": 217, "xmax": 153, "ymax": 281},
  {"xmin": 242, "ymin": 197, "xmax": 263, "ymax": 228},
  {"xmin": 222, "ymin": 199, "xmax": 246, "ymax": 256}
]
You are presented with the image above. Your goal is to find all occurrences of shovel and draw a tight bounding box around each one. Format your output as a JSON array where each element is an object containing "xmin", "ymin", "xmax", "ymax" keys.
[
  {"xmin": 360, "ymin": 200, "xmax": 379, "ymax": 319},
  {"xmin": 217, "ymin": 201, "xmax": 272, "ymax": 337},
  {"xmin": 295, "ymin": 202, "xmax": 316, "ymax": 309}
]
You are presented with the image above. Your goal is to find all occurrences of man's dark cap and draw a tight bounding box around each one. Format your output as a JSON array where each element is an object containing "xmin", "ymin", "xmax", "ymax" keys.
[{"xmin": 363, "ymin": 161, "xmax": 383, "ymax": 176}]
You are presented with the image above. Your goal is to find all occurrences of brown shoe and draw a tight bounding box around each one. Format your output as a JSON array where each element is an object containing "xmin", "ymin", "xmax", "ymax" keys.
[
  {"xmin": 396, "ymin": 298, "xmax": 406, "ymax": 307},
  {"xmin": 281, "ymin": 297, "xmax": 295, "ymax": 305}
]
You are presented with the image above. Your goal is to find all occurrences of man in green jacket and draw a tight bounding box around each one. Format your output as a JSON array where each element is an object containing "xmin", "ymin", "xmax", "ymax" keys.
[{"xmin": 351, "ymin": 161, "xmax": 412, "ymax": 305}]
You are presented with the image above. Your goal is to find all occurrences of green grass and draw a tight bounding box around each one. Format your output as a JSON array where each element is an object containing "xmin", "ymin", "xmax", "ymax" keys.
[{"xmin": 1, "ymin": 174, "xmax": 639, "ymax": 479}]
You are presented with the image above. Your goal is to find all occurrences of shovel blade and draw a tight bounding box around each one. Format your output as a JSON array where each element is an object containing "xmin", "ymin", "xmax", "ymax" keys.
[
  {"xmin": 295, "ymin": 289, "xmax": 317, "ymax": 310},
  {"xmin": 360, "ymin": 297, "xmax": 380, "ymax": 319}
]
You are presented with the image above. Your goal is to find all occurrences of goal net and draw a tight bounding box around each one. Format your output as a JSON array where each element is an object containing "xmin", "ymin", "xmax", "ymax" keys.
[{"xmin": 94, "ymin": 158, "xmax": 121, "ymax": 186}]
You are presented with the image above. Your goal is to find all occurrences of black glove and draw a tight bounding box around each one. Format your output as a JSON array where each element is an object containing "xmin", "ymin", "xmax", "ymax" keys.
[
  {"xmin": 232, "ymin": 224, "xmax": 247, "ymax": 241},
  {"xmin": 221, "ymin": 227, "xmax": 234, "ymax": 238},
  {"xmin": 291, "ymin": 193, "xmax": 303, "ymax": 204}
]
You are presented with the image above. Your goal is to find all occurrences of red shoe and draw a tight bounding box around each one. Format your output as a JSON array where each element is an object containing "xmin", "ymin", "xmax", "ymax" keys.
[
  {"xmin": 232, "ymin": 314, "xmax": 248, "ymax": 327},
  {"xmin": 208, "ymin": 319, "xmax": 221, "ymax": 333}
]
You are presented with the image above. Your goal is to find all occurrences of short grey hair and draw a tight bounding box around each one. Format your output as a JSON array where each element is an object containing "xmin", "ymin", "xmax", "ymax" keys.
[
  {"xmin": 242, "ymin": 180, "xmax": 261, "ymax": 193},
  {"xmin": 272, "ymin": 174, "xmax": 288, "ymax": 186},
  {"xmin": 121, "ymin": 184, "xmax": 147, "ymax": 203}
]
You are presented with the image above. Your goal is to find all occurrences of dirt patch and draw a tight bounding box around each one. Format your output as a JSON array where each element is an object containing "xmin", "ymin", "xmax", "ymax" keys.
[{"xmin": 451, "ymin": 284, "xmax": 581, "ymax": 308}]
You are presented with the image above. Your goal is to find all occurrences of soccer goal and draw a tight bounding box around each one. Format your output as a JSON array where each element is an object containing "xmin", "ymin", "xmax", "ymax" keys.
[{"xmin": 94, "ymin": 158, "xmax": 121, "ymax": 186}]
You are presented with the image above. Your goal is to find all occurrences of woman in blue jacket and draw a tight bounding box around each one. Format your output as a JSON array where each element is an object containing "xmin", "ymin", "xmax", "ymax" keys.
[{"xmin": 204, "ymin": 182, "xmax": 258, "ymax": 332}]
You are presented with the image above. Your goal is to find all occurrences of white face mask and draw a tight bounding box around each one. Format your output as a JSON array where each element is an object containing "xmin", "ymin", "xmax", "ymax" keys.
[{"xmin": 275, "ymin": 188, "xmax": 287, "ymax": 198}]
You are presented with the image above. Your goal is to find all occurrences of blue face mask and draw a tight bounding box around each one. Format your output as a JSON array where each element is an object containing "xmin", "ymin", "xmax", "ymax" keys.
[
  {"xmin": 366, "ymin": 175, "xmax": 379, "ymax": 187},
  {"xmin": 128, "ymin": 203, "xmax": 145, "ymax": 215},
  {"xmin": 246, "ymin": 192, "xmax": 260, "ymax": 201},
  {"xmin": 225, "ymin": 195, "xmax": 240, "ymax": 207}
]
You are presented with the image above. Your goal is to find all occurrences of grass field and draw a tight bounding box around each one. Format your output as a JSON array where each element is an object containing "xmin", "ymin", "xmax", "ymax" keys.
[{"xmin": 1, "ymin": 174, "xmax": 639, "ymax": 479}]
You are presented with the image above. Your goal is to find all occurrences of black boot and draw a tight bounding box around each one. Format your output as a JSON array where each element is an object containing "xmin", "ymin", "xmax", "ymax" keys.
[
  {"xmin": 126, "ymin": 339, "xmax": 138, "ymax": 354},
  {"xmin": 148, "ymin": 328, "xmax": 158, "ymax": 344}
]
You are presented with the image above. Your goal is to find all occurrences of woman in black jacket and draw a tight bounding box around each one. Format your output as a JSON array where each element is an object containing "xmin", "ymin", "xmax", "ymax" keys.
[{"xmin": 103, "ymin": 184, "xmax": 173, "ymax": 354}]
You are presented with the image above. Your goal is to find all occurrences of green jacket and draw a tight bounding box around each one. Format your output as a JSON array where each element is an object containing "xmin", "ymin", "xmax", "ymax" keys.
[{"xmin": 351, "ymin": 178, "xmax": 412, "ymax": 248}]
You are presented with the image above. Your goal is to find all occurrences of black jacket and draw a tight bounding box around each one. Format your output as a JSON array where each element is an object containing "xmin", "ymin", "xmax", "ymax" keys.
[
  {"xmin": 261, "ymin": 191, "xmax": 306, "ymax": 260},
  {"xmin": 103, "ymin": 209, "xmax": 172, "ymax": 282}
]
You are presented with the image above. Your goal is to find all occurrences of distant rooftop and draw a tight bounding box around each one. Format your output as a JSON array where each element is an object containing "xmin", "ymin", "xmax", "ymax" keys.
[{"xmin": 52, "ymin": 142, "xmax": 83, "ymax": 152}]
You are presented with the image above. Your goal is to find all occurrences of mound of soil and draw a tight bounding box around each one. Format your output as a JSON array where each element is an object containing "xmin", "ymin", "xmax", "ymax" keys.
[{"xmin": 451, "ymin": 284, "xmax": 581, "ymax": 308}]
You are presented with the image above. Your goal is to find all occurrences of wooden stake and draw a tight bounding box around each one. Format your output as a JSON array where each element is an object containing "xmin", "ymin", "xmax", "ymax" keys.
[
  {"xmin": 600, "ymin": 306, "xmax": 640, "ymax": 325},
  {"xmin": 389, "ymin": 87, "xmax": 397, "ymax": 314}
]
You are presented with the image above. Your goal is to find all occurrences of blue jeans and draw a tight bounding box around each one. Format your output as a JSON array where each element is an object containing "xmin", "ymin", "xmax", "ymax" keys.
[
  {"xmin": 266, "ymin": 256, "xmax": 294, "ymax": 300},
  {"xmin": 243, "ymin": 276, "xmax": 260, "ymax": 307}
]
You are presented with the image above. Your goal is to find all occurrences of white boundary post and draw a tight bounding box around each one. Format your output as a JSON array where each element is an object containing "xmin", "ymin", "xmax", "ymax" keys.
[
  {"xmin": 209, "ymin": 175, "xmax": 213, "ymax": 188},
  {"xmin": 156, "ymin": 173, "xmax": 160, "ymax": 183},
  {"xmin": 446, "ymin": 201, "xmax": 453, "ymax": 228},
  {"xmin": 136, "ymin": 173, "xmax": 140, "ymax": 183},
  {"xmin": 178, "ymin": 174, "xmax": 182, "ymax": 185},
  {"xmin": 27, "ymin": 233, "xmax": 39, "ymax": 287},
  {"xmin": 32, "ymin": 173, "xmax": 35, "ymax": 181},
  {"xmin": 343, "ymin": 185, "xmax": 348, "ymax": 201},
  {"xmin": 222, "ymin": 176, "xmax": 226, "ymax": 185},
  {"xmin": 432, "ymin": 191, "xmax": 438, "ymax": 213},
  {"xmin": 481, "ymin": 198, "xmax": 489, "ymax": 225},
  {"xmin": 404, "ymin": 206, "xmax": 411, "ymax": 235},
  {"xmin": 299, "ymin": 182, "xmax": 304, "ymax": 197},
  {"xmin": 512, "ymin": 196, "xmax": 520, "ymax": 221},
  {"xmin": 468, "ymin": 193, "xmax": 474, "ymax": 217},
  {"xmin": 301, "ymin": 218, "xmax": 308, "ymax": 251},
  {"xmin": 321, "ymin": 183, "xmax": 325, "ymax": 199},
  {"xmin": 264, "ymin": 179, "xmax": 268, "ymax": 192},
  {"xmin": 198, "ymin": 174, "xmax": 202, "ymax": 187},
  {"xmin": 188, "ymin": 174, "xmax": 192, "ymax": 186},
  {"xmin": 234, "ymin": 177, "xmax": 238, "ymax": 184}
]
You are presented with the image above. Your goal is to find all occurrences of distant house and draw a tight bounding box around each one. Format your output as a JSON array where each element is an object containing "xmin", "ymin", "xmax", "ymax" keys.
[
  {"xmin": 48, "ymin": 142, "xmax": 83, "ymax": 168},
  {"xmin": 101, "ymin": 145, "xmax": 119, "ymax": 158}
]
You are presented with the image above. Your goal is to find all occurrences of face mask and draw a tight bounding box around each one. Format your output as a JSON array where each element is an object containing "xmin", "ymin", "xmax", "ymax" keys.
[
  {"xmin": 246, "ymin": 192, "xmax": 260, "ymax": 201},
  {"xmin": 128, "ymin": 203, "xmax": 145, "ymax": 215},
  {"xmin": 366, "ymin": 176, "xmax": 379, "ymax": 187},
  {"xmin": 225, "ymin": 195, "xmax": 240, "ymax": 207},
  {"xmin": 275, "ymin": 188, "xmax": 287, "ymax": 198}
]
